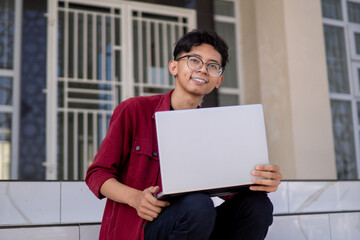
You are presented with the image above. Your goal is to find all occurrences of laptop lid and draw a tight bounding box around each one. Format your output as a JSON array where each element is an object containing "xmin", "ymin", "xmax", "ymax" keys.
[{"xmin": 154, "ymin": 104, "xmax": 269, "ymax": 199}]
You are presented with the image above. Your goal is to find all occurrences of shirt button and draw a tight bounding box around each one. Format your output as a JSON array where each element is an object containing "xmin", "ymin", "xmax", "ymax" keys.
[
  {"xmin": 153, "ymin": 152, "xmax": 158, "ymax": 157},
  {"xmin": 135, "ymin": 146, "xmax": 141, "ymax": 151}
]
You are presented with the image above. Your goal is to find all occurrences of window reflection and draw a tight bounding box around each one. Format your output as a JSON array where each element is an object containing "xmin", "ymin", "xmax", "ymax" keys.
[
  {"xmin": 0, "ymin": 77, "xmax": 12, "ymax": 105},
  {"xmin": 0, "ymin": 113, "xmax": 11, "ymax": 179},
  {"xmin": 331, "ymin": 100, "xmax": 358, "ymax": 179},
  {"xmin": 322, "ymin": 0, "xmax": 342, "ymax": 20},
  {"xmin": 0, "ymin": 0, "xmax": 14, "ymax": 69},
  {"xmin": 324, "ymin": 25, "xmax": 350, "ymax": 93}
]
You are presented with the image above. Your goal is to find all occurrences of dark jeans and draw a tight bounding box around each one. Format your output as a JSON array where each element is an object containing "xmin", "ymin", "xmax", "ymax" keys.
[{"xmin": 144, "ymin": 188, "xmax": 273, "ymax": 240}]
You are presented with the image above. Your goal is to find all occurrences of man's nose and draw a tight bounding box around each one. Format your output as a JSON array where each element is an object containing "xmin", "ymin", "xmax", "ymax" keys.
[{"xmin": 197, "ymin": 63, "xmax": 208, "ymax": 74}]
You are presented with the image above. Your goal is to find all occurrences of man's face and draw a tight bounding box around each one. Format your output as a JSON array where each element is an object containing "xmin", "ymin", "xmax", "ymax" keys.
[{"xmin": 169, "ymin": 43, "xmax": 224, "ymax": 98}]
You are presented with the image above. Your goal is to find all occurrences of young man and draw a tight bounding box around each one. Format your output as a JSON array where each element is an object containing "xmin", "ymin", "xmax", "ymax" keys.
[{"xmin": 86, "ymin": 30, "xmax": 282, "ymax": 240}]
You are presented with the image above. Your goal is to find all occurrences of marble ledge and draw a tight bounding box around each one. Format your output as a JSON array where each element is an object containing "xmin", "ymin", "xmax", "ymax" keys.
[
  {"xmin": 0, "ymin": 182, "xmax": 61, "ymax": 225},
  {"xmin": 287, "ymin": 181, "xmax": 360, "ymax": 213}
]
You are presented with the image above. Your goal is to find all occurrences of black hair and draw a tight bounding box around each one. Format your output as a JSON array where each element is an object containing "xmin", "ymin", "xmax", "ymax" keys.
[{"xmin": 173, "ymin": 30, "xmax": 229, "ymax": 68}]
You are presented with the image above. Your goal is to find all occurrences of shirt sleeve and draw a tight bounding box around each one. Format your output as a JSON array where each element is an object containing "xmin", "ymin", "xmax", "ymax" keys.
[{"xmin": 85, "ymin": 101, "xmax": 133, "ymax": 199}]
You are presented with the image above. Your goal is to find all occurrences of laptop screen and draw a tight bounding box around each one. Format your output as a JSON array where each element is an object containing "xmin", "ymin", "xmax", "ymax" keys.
[{"xmin": 155, "ymin": 104, "xmax": 269, "ymax": 198}]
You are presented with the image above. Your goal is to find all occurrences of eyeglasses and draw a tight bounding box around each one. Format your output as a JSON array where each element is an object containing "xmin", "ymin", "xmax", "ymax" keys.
[{"xmin": 175, "ymin": 55, "xmax": 224, "ymax": 77}]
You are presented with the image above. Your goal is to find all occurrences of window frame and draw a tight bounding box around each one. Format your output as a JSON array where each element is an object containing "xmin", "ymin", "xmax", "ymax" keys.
[
  {"xmin": 0, "ymin": 0, "xmax": 22, "ymax": 179},
  {"xmin": 323, "ymin": 0, "xmax": 360, "ymax": 178},
  {"xmin": 214, "ymin": 0, "xmax": 243, "ymax": 105},
  {"xmin": 46, "ymin": 0, "xmax": 196, "ymax": 180}
]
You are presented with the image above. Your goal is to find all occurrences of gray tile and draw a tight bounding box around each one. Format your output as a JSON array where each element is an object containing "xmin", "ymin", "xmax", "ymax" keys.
[
  {"xmin": 0, "ymin": 226, "xmax": 79, "ymax": 240},
  {"xmin": 288, "ymin": 181, "xmax": 338, "ymax": 213},
  {"xmin": 0, "ymin": 182, "xmax": 60, "ymax": 225},
  {"xmin": 335, "ymin": 182, "xmax": 360, "ymax": 211},
  {"xmin": 268, "ymin": 181, "xmax": 288, "ymax": 214},
  {"xmin": 61, "ymin": 182, "xmax": 105, "ymax": 223},
  {"xmin": 288, "ymin": 181, "xmax": 360, "ymax": 213},
  {"xmin": 80, "ymin": 225, "xmax": 101, "ymax": 240},
  {"xmin": 266, "ymin": 214, "xmax": 331, "ymax": 240},
  {"xmin": 330, "ymin": 212, "xmax": 360, "ymax": 240}
]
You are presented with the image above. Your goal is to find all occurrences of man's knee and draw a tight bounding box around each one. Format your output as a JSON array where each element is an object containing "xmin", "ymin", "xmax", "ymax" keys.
[
  {"xmin": 176, "ymin": 193, "xmax": 217, "ymax": 224},
  {"xmin": 233, "ymin": 191, "xmax": 273, "ymax": 227}
]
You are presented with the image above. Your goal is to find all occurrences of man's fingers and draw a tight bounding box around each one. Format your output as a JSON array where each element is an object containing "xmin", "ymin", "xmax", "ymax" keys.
[
  {"xmin": 144, "ymin": 187, "xmax": 170, "ymax": 208},
  {"xmin": 250, "ymin": 185, "xmax": 278, "ymax": 192},
  {"xmin": 138, "ymin": 206, "xmax": 162, "ymax": 219},
  {"xmin": 253, "ymin": 177, "xmax": 280, "ymax": 186},
  {"xmin": 255, "ymin": 164, "xmax": 280, "ymax": 172},
  {"xmin": 252, "ymin": 170, "xmax": 282, "ymax": 180},
  {"xmin": 147, "ymin": 186, "xmax": 160, "ymax": 194},
  {"xmin": 249, "ymin": 164, "xmax": 282, "ymax": 193},
  {"xmin": 139, "ymin": 211, "xmax": 157, "ymax": 222}
]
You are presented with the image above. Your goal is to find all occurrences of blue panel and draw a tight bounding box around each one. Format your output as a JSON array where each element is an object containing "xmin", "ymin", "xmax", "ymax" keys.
[{"xmin": 19, "ymin": 0, "xmax": 47, "ymax": 180}]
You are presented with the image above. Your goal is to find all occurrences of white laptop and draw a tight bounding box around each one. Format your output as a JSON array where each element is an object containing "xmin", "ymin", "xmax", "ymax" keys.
[{"xmin": 154, "ymin": 104, "xmax": 269, "ymax": 199}]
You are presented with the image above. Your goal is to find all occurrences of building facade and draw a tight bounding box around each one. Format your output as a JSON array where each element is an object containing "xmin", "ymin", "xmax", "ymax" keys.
[{"xmin": 0, "ymin": 0, "xmax": 359, "ymax": 181}]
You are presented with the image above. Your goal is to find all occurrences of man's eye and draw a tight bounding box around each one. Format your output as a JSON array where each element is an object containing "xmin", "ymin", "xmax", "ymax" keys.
[
  {"xmin": 190, "ymin": 58, "xmax": 200, "ymax": 64},
  {"xmin": 208, "ymin": 64, "xmax": 219, "ymax": 70}
]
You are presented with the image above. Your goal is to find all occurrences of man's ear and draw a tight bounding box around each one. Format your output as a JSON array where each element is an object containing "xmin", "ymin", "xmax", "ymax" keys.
[
  {"xmin": 215, "ymin": 76, "xmax": 224, "ymax": 88},
  {"xmin": 169, "ymin": 60, "xmax": 178, "ymax": 76}
]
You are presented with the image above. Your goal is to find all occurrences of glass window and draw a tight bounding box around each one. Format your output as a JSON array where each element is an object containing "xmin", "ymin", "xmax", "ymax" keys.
[
  {"xmin": 0, "ymin": 112, "xmax": 11, "ymax": 179},
  {"xmin": 214, "ymin": 0, "xmax": 241, "ymax": 107},
  {"xmin": 321, "ymin": 0, "xmax": 342, "ymax": 20},
  {"xmin": 0, "ymin": 0, "xmax": 16, "ymax": 180},
  {"xmin": 0, "ymin": 77, "xmax": 12, "ymax": 105},
  {"xmin": 219, "ymin": 94, "xmax": 238, "ymax": 106},
  {"xmin": 355, "ymin": 32, "xmax": 360, "ymax": 55},
  {"xmin": 323, "ymin": 1, "xmax": 360, "ymax": 180},
  {"xmin": 214, "ymin": 0, "xmax": 234, "ymax": 17},
  {"xmin": 0, "ymin": 0, "xmax": 14, "ymax": 69},
  {"xmin": 215, "ymin": 21, "xmax": 237, "ymax": 88},
  {"xmin": 53, "ymin": 3, "xmax": 194, "ymax": 180},
  {"xmin": 323, "ymin": 25, "xmax": 350, "ymax": 93},
  {"xmin": 348, "ymin": 1, "xmax": 360, "ymax": 24},
  {"xmin": 331, "ymin": 100, "xmax": 358, "ymax": 179}
]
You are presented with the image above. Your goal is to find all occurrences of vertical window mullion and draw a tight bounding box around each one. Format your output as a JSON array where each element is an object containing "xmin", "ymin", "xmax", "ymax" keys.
[
  {"xmin": 154, "ymin": 22, "xmax": 160, "ymax": 86},
  {"xmin": 74, "ymin": 11, "xmax": 78, "ymax": 79},
  {"xmin": 82, "ymin": 111, "xmax": 88, "ymax": 179},
  {"xmin": 352, "ymin": 98, "xmax": 360, "ymax": 177},
  {"xmin": 92, "ymin": 13, "xmax": 96, "ymax": 81},
  {"xmin": 11, "ymin": 0, "xmax": 22, "ymax": 179},
  {"xmin": 102, "ymin": 15, "xmax": 106, "ymax": 81},
  {"xmin": 162, "ymin": 23, "xmax": 168, "ymax": 87},
  {"xmin": 83, "ymin": 13, "xmax": 88, "ymax": 80},
  {"xmin": 63, "ymin": 6, "xmax": 70, "ymax": 180},
  {"xmin": 73, "ymin": 111, "xmax": 78, "ymax": 180}
]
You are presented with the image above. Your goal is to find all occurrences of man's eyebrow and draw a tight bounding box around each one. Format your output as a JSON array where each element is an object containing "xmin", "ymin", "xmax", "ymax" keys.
[{"xmin": 190, "ymin": 54, "xmax": 221, "ymax": 64}]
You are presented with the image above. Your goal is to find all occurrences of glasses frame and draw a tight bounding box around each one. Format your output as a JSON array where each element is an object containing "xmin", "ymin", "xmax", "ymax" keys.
[{"xmin": 175, "ymin": 55, "xmax": 224, "ymax": 77}]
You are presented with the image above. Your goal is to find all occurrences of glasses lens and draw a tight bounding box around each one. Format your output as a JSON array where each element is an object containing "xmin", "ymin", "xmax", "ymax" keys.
[
  {"xmin": 187, "ymin": 56, "xmax": 202, "ymax": 71},
  {"xmin": 207, "ymin": 63, "xmax": 222, "ymax": 77},
  {"xmin": 186, "ymin": 56, "xmax": 222, "ymax": 77}
]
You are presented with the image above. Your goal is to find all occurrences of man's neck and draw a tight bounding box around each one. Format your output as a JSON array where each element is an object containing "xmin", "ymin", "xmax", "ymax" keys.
[{"xmin": 170, "ymin": 89, "xmax": 203, "ymax": 110}]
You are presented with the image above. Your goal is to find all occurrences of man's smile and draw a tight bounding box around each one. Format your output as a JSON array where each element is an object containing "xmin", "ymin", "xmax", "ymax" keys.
[{"xmin": 190, "ymin": 77, "xmax": 208, "ymax": 84}]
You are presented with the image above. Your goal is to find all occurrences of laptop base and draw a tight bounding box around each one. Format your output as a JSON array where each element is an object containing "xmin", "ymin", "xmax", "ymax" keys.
[{"xmin": 155, "ymin": 184, "xmax": 256, "ymax": 200}]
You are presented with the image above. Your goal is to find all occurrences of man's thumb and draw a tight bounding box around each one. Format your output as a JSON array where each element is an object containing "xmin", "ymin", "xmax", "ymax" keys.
[{"xmin": 148, "ymin": 186, "xmax": 159, "ymax": 194}]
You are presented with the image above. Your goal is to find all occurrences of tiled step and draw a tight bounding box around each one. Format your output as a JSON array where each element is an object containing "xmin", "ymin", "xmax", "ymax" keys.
[
  {"xmin": 266, "ymin": 180, "xmax": 360, "ymax": 239},
  {"xmin": 267, "ymin": 211, "xmax": 360, "ymax": 240},
  {"xmin": 0, "ymin": 180, "xmax": 359, "ymax": 239},
  {"xmin": 0, "ymin": 224, "xmax": 101, "ymax": 240}
]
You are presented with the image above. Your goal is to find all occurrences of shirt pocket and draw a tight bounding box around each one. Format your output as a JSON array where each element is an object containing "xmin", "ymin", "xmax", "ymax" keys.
[{"xmin": 126, "ymin": 138, "xmax": 159, "ymax": 189}]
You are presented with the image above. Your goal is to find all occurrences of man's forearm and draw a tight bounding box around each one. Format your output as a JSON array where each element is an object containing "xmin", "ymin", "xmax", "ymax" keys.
[{"xmin": 100, "ymin": 178, "xmax": 141, "ymax": 208}]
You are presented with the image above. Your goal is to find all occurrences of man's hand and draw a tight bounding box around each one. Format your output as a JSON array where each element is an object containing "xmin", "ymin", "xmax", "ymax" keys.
[
  {"xmin": 250, "ymin": 165, "xmax": 282, "ymax": 192},
  {"xmin": 131, "ymin": 186, "xmax": 170, "ymax": 221}
]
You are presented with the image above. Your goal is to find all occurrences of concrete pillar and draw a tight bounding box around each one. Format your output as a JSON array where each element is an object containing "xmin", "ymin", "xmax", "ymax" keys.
[{"xmin": 239, "ymin": 0, "xmax": 337, "ymax": 179}]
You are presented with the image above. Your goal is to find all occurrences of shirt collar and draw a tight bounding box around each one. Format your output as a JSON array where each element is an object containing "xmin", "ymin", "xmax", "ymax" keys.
[
  {"xmin": 152, "ymin": 89, "xmax": 202, "ymax": 118},
  {"xmin": 152, "ymin": 89, "xmax": 174, "ymax": 119}
]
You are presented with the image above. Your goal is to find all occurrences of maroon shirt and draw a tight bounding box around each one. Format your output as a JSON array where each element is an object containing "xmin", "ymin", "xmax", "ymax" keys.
[{"xmin": 85, "ymin": 90, "xmax": 173, "ymax": 240}]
